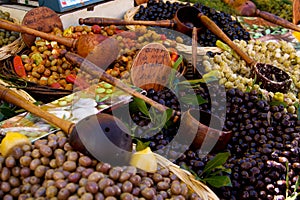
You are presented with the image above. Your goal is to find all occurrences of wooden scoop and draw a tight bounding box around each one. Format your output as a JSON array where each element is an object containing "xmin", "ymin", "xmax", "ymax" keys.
[
  {"xmin": 0, "ymin": 18, "xmax": 120, "ymax": 67},
  {"xmin": 65, "ymin": 51, "xmax": 233, "ymax": 151},
  {"xmin": 232, "ymin": 0, "xmax": 300, "ymax": 32},
  {"xmin": 177, "ymin": 6, "xmax": 292, "ymax": 93},
  {"xmin": 0, "ymin": 84, "xmax": 133, "ymax": 165}
]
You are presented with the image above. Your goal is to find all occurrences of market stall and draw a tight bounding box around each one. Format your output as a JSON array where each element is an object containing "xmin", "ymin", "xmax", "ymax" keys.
[{"xmin": 0, "ymin": 0, "xmax": 299, "ymax": 199}]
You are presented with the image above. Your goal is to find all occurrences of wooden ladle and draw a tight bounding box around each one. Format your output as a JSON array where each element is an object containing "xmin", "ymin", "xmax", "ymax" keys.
[
  {"xmin": 231, "ymin": 0, "xmax": 300, "ymax": 32},
  {"xmin": 0, "ymin": 18, "xmax": 120, "ymax": 67},
  {"xmin": 0, "ymin": 84, "xmax": 133, "ymax": 165},
  {"xmin": 65, "ymin": 51, "xmax": 232, "ymax": 151},
  {"xmin": 177, "ymin": 6, "xmax": 292, "ymax": 93}
]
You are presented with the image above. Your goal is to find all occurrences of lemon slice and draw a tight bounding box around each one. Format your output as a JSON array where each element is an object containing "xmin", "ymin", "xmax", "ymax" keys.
[
  {"xmin": 0, "ymin": 132, "xmax": 30, "ymax": 157},
  {"xmin": 130, "ymin": 147, "xmax": 157, "ymax": 173}
]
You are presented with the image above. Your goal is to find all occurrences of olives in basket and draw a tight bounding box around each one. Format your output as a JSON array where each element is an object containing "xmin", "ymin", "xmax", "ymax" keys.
[{"xmin": 0, "ymin": 10, "xmax": 20, "ymax": 47}]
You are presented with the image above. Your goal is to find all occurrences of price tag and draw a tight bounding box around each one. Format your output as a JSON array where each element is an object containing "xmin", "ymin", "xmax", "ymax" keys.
[
  {"xmin": 131, "ymin": 43, "xmax": 172, "ymax": 91},
  {"xmin": 22, "ymin": 7, "xmax": 63, "ymax": 47}
]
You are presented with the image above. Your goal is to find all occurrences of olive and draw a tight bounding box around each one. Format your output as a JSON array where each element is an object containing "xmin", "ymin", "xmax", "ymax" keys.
[
  {"xmin": 1, "ymin": 167, "xmax": 10, "ymax": 181},
  {"xmin": 57, "ymin": 188, "xmax": 70, "ymax": 200},
  {"xmin": 39, "ymin": 144, "xmax": 53, "ymax": 157},
  {"xmin": 79, "ymin": 156, "xmax": 92, "ymax": 167},
  {"xmin": 121, "ymin": 180, "xmax": 133, "ymax": 193},
  {"xmin": 63, "ymin": 160, "xmax": 77, "ymax": 172},
  {"xmin": 85, "ymin": 181, "xmax": 99, "ymax": 194},
  {"xmin": 46, "ymin": 185, "xmax": 58, "ymax": 198},
  {"xmin": 68, "ymin": 172, "xmax": 81, "ymax": 183},
  {"xmin": 5, "ymin": 156, "xmax": 15, "ymax": 168}
]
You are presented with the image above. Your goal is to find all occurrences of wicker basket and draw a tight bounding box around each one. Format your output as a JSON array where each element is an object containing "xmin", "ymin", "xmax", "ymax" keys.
[
  {"xmin": 0, "ymin": 56, "xmax": 72, "ymax": 104},
  {"xmin": 0, "ymin": 18, "xmax": 26, "ymax": 61}
]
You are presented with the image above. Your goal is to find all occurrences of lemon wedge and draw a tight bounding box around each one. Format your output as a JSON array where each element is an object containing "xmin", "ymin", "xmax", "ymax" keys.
[
  {"xmin": 130, "ymin": 147, "xmax": 157, "ymax": 173},
  {"xmin": 0, "ymin": 132, "xmax": 30, "ymax": 157},
  {"xmin": 292, "ymin": 31, "xmax": 300, "ymax": 42}
]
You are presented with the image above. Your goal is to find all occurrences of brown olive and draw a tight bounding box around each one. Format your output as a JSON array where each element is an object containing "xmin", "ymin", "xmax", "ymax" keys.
[
  {"xmin": 152, "ymin": 173, "xmax": 163, "ymax": 183},
  {"xmin": 76, "ymin": 166, "xmax": 86, "ymax": 173},
  {"xmin": 31, "ymin": 149, "xmax": 41, "ymax": 158},
  {"xmin": 43, "ymin": 180, "xmax": 55, "ymax": 188},
  {"xmin": 77, "ymin": 186, "xmax": 86, "ymax": 196},
  {"xmin": 68, "ymin": 172, "xmax": 81, "ymax": 183},
  {"xmin": 171, "ymin": 195, "xmax": 185, "ymax": 200},
  {"xmin": 88, "ymin": 171, "xmax": 104, "ymax": 182},
  {"xmin": 67, "ymin": 151, "xmax": 79, "ymax": 161},
  {"xmin": 103, "ymin": 186, "xmax": 116, "ymax": 196},
  {"xmin": 112, "ymin": 185, "xmax": 121, "ymax": 196},
  {"xmin": 39, "ymin": 144, "xmax": 53, "ymax": 157},
  {"xmin": 129, "ymin": 174, "xmax": 141, "ymax": 186},
  {"xmin": 121, "ymin": 180, "xmax": 133, "ymax": 193},
  {"xmin": 131, "ymin": 187, "xmax": 140, "ymax": 196},
  {"xmin": 5, "ymin": 156, "xmax": 16, "ymax": 168},
  {"xmin": 1, "ymin": 167, "xmax": 10, "ymax": 181},
  {"xmin": 124, "ymin": 166, "xmax": 137, "ymax": 176},
  {"xmin": 1, "ymin": 182, "xmax": 11, "ymax": 192},
  {"xmin": 46, "ymin": 185, "xmax": 58, "ymax": 198},
  {"xmin": 55, "ymin": 179, "xmax": 67, "ymax": 189},
  {"xmin": 8, "ymin": 176, "xmax": 20, "ymax": 187},
  {"xmin": 57, "ymin": 137, "xmax": 67, "ymax": 148},
  {"xmin": 180, "ymin": 183, "xmax": 188, "ymax": 197},
  {"xmin": 3, "ymin": 194, "xmax": 13, "ymax": 200},
  {"xmin": 57, "ymin": 188, "xmax": 70, "ymax": 200},
  {"xmin": 34, "ymin": 165, "xmax": 47, "ymax": 178},
  {"xmin": 98, "ymin": 177, "xmax": 114, "ymax": 191},
  {"xmin": 30, "ymin": 158, "xmax": 41, "ymax": 170},
  {"xmin": 109, "ymin": 167, "xmax": 122, "ymax": 181},
  {"xmin": 141, "ymin": 177, "xmax": 153, "ymax": 187},
  {"xmin": 10, "ymin": 146, "xmax": 23, "ymax": 159},
  {"xmin": 20, "ymin": 156, "xmax": 32, "ymax": 167},
  {"xmin": 85, "ymin": 181, "xmax": 99, "ymax": 194},
  {"xmin": 53, "ymin": 171, "xmax": 65, "ymax": 180},
  {"xmin": 141, "ymin": 187, "xmax": 156, "ymax": 199},
  {"xmin": 95, "ymin": 193, "xmax": 105, "ymax": 200},
  {"xmin": 157, "ymin": 181, "xmax": 170, "ymax": 191},
  {"xmin": 81, "ymin": 193, "xmax": 93, "ymax": 200},
  {"xmin": 29, "ymin": 176, "xmax": 40, "ymax": 185},
  {"xmin": 159, "ymin": 191, "xmax": 168, "ymax": 198},
  {"xmin": 10, "ymin": 187, "xmax": 20, "ymax": 197},
  {"xmin": 119, "ymin": 172, "xmax": 131, "ymax": 182},
  {"xmin": 79, "ymin": 156, "xmax": 92, "ymax": 167},
  {"xmin": 34, "ymin": 139, "xmax": 47, "ymax": 148},
  {"xmin": 20, "ymin": 183, "xmax": 31, "ymax": 193},
  {"xmin": 20, "ymin": 167, "xmax": 30, "ymax": 178},
  {"xmin": 11, "ymin": 166, "xmax": 20, "ymax": 177},
  {"xmin": 34, "ymin": 186, "xmax": 46, "ymax": 197},
  {"xmin": 55, "ymin": 154, "xmax": 66, "ymax": 167},
  {"xmin": 68, "ymin": 195, "xmax": 79, "ymax": 200},
  {"xmin": 82, "ymin": 168, "xmax": 94, "ymax": 178},
  {"xmin": 49, "ymin": 159, "xmax": 58, "ymax": 168},
  {"xmin": 63, "ymin": 160, "xmax": 77, "ymax": 172},
  {"xmin": 96, "ymin": 162, "xmax": 111, "ymax": 173},
  {"xmin": 171, "ymin": 180, "xmax": 182, "ymax": 195},
  {"xmin": 120, "ymin": 192, "xmax": 134, "ymax": 200},
  {"xmin": 45, "ymin": 169, "xmax": 54, "ymax": 179},
  {"xmin": 40, "ymin": 156, "xmax": 50, "ymax": 165},
  {"xmin": 105, "ymin": 197, "xmax": 117, "ymax": 200},
  {"xmin": 66, "ymin": 182, "xmax": 78, "ymax": 193},
  {"xmin": 158, "ymin": 168, "xmax": 170, "ymax": 177}
]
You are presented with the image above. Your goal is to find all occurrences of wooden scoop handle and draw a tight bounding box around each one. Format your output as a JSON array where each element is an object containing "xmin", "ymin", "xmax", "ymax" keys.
[
  {"xmin": 65, "ymin": 52, "xmax": 169, "ymax": 113},
  {"xmin": 256, "ymin": 9, "xmax": 300, "ymax": 32},
  {"xmin": 198, "ymin": 14, "xmax": 255, "ymax": 66},
  {"xmin": 0, "ymin": 19, "xmax": 76, "ymax": 48},
  {"xmin": 0, "ymin": 84, "xmax": 74, "ymax": 134},
  {"xmin": 79, "ymin": 17, "xmax": 175, "ymax": 28}
]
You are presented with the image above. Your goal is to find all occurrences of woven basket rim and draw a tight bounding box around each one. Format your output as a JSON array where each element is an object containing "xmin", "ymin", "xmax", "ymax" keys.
[{"xmin": 0, "ymin": 17, "xmax": 26, "ymax": 60}]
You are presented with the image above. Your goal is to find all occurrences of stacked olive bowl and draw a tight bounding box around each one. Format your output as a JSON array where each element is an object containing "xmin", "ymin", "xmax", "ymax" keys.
[{"xmin": 122, "ymin": 0, "xmax": 300, "ymax": 199}]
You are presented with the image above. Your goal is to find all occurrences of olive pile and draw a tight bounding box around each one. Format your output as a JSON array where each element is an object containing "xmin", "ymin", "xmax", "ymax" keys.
[
  {"xmin": 22, "ymin": 39, "xmax": 76, "ymax": 90},
  {"xmin": 0, "ymin": 10, "xmax": 19, "ymax": 48},
  {"xmin": 0, "ymin": 131, "xmax": 203, "ymax": 199},
  {"xmin": 133, "ymin": 0, "xmax": 250, "ymax": 46},
  {"xmin": 217, "ymin": 88, "xmax": 300, "ymax": 199},
  {"xmin": 202, "ymin": 39, "xmax": 300, "ymax": 112},
  {"xmin": 252, "ymin": 0, "xmax": 292, "ymax": 22}
]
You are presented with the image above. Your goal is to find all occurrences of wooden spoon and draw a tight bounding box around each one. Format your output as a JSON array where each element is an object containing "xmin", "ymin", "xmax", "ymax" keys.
[
  {"xmin": 0, "ymin": 84, "xmax": 133, "ymax": 165},
  {"xmin": 0, "ymin": 18, "xmax": 120, "ymax": 67},
  {"xmin": 177, "ymin": 6, "xmax": 292, "ymax": 93}
]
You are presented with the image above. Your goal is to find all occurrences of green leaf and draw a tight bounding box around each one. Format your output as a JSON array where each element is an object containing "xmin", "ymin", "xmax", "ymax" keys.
[
  {"xmin": 178, "ymin": 70, "xmax": 219, "ymax": 85},
  {"xmin": 180, "ymin": 94, "xmax": 208, "ymax": 106},
  {"xmin": 294, "ymin": 176, "xmax": 300, "ymax": 193},
  {"xmin": 203, "ymin": 176, "xmax": 232, "ymax": 188},
  {"xmin": 133, "ymin": 97, "xmax": 149, "ymax": 116},
  {"xmin": 201, "ymin": 152, "xmax": 230, "ymax": 176},
  {"xmin": 169, "ymin": 55, "xmax": 183, "ymax": 89},
  {"xmin": 270, "ymin": 100, "xmax": 287, "ymax": 108},
  {"xmin": 216, "ymin": 40, "xmax": 239, "ymax": 59},
  {"xmin": 173, "ymin": 54, "xmax": 183, "ymax": 70},
  {"xmin": 135, "ymin": 139, "xmax": 150, "ymax": 151}
]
